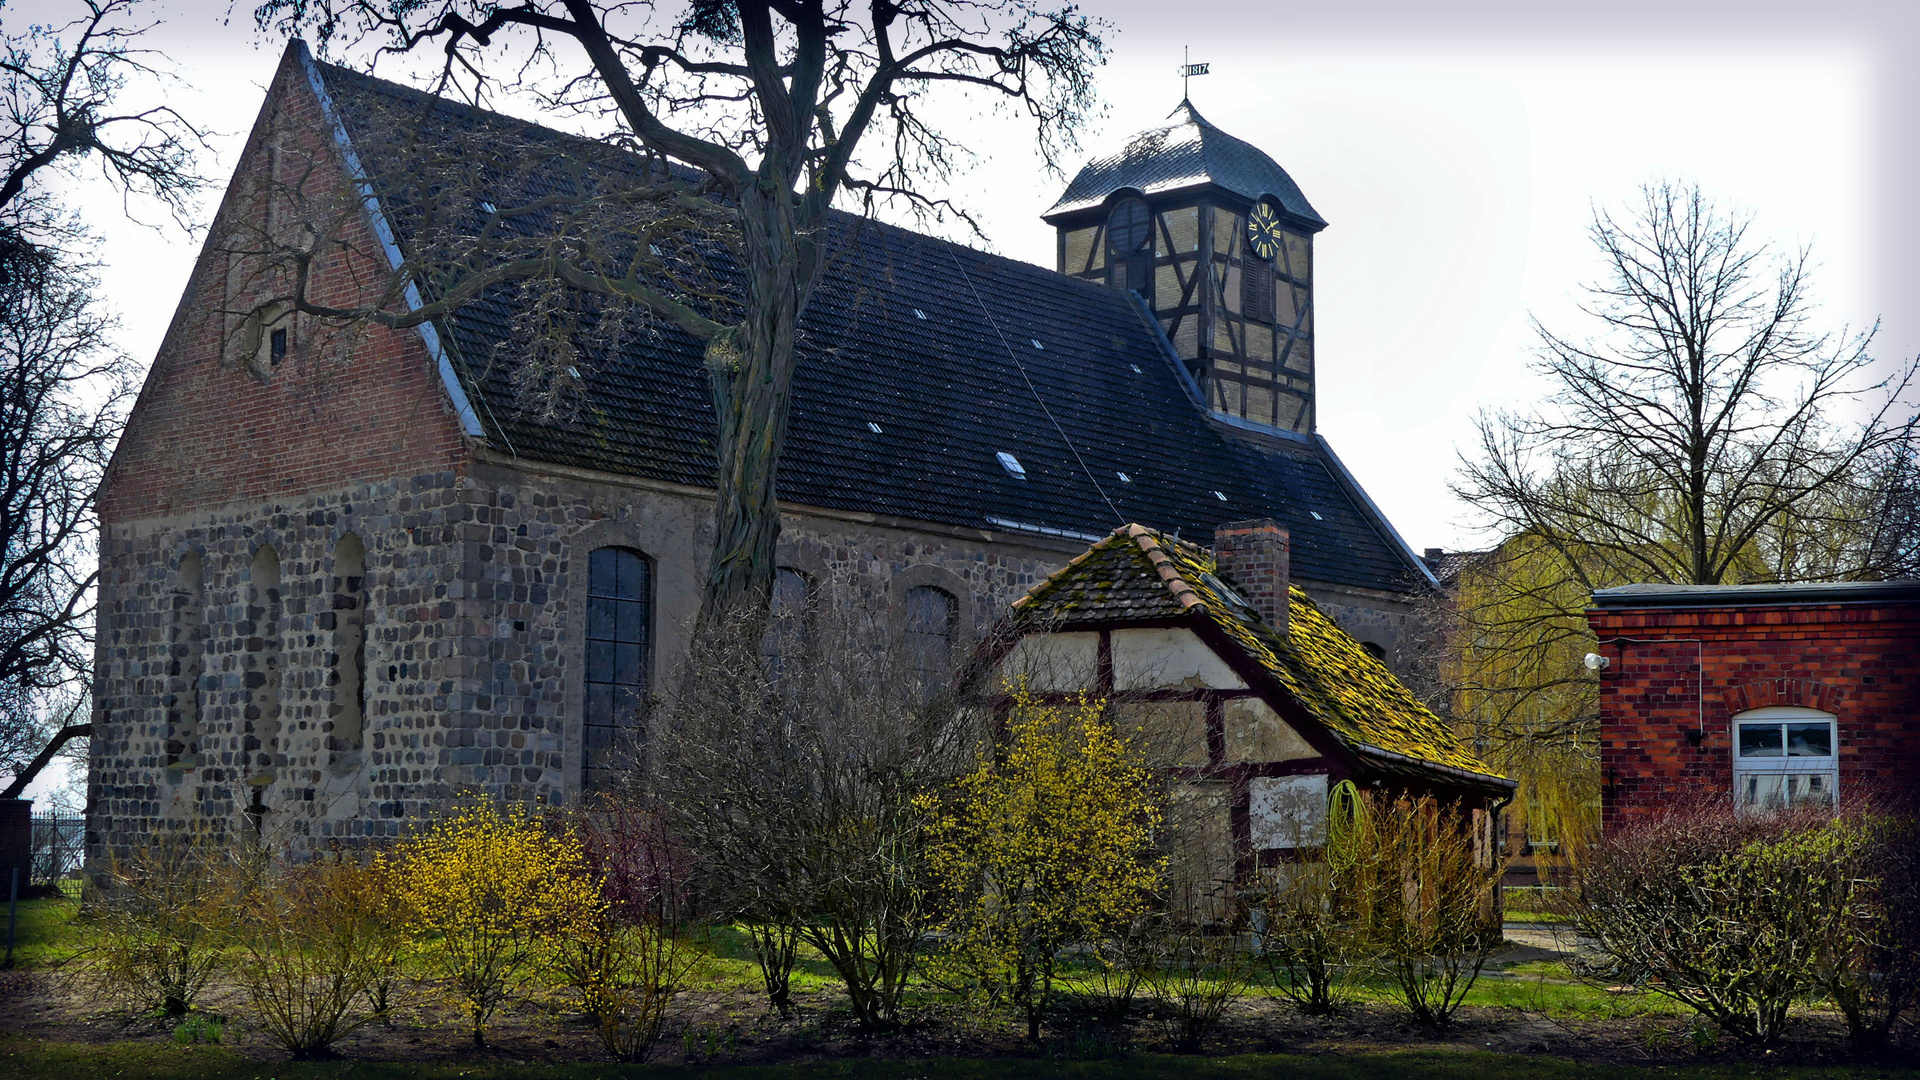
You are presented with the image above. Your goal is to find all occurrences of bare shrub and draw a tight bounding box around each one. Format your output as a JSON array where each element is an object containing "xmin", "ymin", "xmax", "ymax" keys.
[
  {"xmin": 83, "ymin": 826, "xmax": 239, "ymax": 1015},
  {"xmin": 1139, "ymin": 914, "xmax": 1252, "ymax": 1052},
  {"xmin": 228, "ymin": 855, "xmax": 396, "ymax": 1057},
  {"xmin": 640, "ymin": 601, "xmax": 981, "ymax": 1030},
  {"xmin": 1350, "ymin": 792, "xmax": 1504, "ymax": 1030},
  {"xmin": 1574, "ymin": 799, "xmax": 1853, "ymax": 1045},
  {"xmin": 1816, "ymin": 811, "xmax": 1920, "ymax": 1053},
  {"xmin": 1252, "ymin": 860, "xmax": 1367, "ymax": 1015},
  {"xmin": 556, "ymin": 802, "xmax": 705, "ymax": 1062},
  {"xmin": 1066, "ymin": 924, "xmax": 1152, "ymax": 1022}
]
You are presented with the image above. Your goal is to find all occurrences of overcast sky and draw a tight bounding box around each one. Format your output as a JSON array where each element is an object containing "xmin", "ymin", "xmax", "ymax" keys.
[{"xmin": 20, "ymin": 0, "xmax": 1918, "ymax": 557}]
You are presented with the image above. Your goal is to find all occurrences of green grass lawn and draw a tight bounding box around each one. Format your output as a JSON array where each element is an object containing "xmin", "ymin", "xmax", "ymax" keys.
[{"xmin": 1, "ymin": 881, "xmax": 82, "ymax": 969}]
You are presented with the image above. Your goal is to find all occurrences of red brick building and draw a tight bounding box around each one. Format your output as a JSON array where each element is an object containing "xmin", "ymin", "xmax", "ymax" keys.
[{"xmin": 1587, "ymin": 581, "xmax": 1920, "ymax": 825}]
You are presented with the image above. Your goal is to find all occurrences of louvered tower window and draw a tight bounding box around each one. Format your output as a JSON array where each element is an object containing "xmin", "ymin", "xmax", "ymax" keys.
[
  {"xmin": 1106, "ymin": 197, "xmax": 1154, "ymax": 302},
  {"xmin": 1242, "ymin": 254, "xmax": 1276, "ymax": 323}
]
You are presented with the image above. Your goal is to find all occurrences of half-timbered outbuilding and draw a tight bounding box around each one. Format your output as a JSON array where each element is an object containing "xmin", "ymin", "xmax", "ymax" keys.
[{"xmin": 989, "ymin": 519, "xmax": 1513, "ymax": 892}]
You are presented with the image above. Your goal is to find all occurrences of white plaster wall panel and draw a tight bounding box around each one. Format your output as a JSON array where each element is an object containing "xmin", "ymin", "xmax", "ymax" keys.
[
  {"xmin": 1112, "ymin": 627, "xmax": 1246, "ymax": 690},
  {"xmin": 1224, "ymin": 696, "xmax": 1314, "ymax": 762},
  {"xmin": 1250, "ymin": 773, "xmax": 1329, "ymax": 849},
  {"xmin": 997, "ymin": 632, "xmax": 1100, "ymax": 693}
]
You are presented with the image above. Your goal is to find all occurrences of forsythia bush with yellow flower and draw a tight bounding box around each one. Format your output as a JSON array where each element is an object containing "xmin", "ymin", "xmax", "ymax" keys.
[
  {"xmin": 396, "ymin": 803, "xmax": 603, "ymax": 1046},
  {"xmin": 921, "ymin": 689, "xmax": 1165, "ymax": 1040}
]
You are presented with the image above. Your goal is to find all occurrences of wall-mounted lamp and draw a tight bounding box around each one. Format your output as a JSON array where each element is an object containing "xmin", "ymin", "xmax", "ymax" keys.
[{"xmin": 1584, "ymin": 652, "xmax": 1611, "ymax": 671}]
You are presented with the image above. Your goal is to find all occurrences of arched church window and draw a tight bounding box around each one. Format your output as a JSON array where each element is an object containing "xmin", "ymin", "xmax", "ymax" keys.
[
  {"xmin": 585, "ymin": 546, "xmax": 652, "ymax": 782},
  {"xmin": 1733, "ymin": 706, "xmax": 1838, "ymax": 810},
  {"xmin": 761, "ymin": 567, "xmax": 811, "ymax": 675},
  {"xmin": 1106, "ymin": 197, "xmax": 1154, "ymax": 301},
  {"xmin": 903, "ymin": 585, "xmax": 957, "ymax": 700}
]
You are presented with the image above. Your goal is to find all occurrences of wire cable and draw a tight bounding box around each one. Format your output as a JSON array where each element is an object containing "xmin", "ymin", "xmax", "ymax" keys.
[{"xmin": 944, "ymin": 245, "xmax": 1126, "ymax": 527}]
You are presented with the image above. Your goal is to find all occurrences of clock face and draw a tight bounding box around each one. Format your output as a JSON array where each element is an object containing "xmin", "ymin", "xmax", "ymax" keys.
[{"xmin": 1246, "ymin": 201, "xmax": 1283, "ymax": 262}]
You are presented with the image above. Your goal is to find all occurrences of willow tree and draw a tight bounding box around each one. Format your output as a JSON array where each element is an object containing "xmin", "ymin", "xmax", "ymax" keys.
[{"xmin": 252, "ymin": 0, "xmax": 1105, "ymax": 621}]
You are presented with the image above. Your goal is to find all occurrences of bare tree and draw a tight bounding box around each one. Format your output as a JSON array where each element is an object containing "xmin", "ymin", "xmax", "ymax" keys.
[
  {"xmin": 634, "ymin": 594, "xmax": 982, "ymax": 1029},
  {"xmin": 250, "ymin": 0, "xmax": 1105, "ymax": 623},
  {"xmin": 0, "ymin": 0, "xmax": 207, "ymax": 796},
  {"xmin": 1439, "ymin": 181, "xmax": 1918, "ymax": 850},
  {"xmin": 1458, "ymin": 180, "xmax": 1916, "ymax": 590}
]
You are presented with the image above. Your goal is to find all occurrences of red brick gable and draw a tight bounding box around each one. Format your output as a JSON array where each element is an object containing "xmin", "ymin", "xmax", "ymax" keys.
[
  {"xmin": 1588, "ymin": 589, "xmax": 1920, "ymax": 825},
  {"xmin": 98, "ymin": 44, "xmax": 470, "ymax": 525}
]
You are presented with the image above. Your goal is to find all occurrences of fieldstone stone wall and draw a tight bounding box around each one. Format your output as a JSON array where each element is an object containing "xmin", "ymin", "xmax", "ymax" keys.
[
  {"xmin": 91, "ymin": 456, "xmax": 1423, "ymax": 865},
  {"xmin": 88, "ymin": 461, "xmax": 1072, "ymax": 863}
]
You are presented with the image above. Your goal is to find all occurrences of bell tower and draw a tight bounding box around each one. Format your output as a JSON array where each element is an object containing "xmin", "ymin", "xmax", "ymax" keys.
[{"xmin": 1044, "ymin": 101, "xmax": 1326, "ymax": 435}]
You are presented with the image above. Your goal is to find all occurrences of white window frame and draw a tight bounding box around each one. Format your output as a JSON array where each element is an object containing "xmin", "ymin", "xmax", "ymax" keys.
[{"xmin": 1731, "ymin": 706, "xmax": 1839, "ymax": 811}]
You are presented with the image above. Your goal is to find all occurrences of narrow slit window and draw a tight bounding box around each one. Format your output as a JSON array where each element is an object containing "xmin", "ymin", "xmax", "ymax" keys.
[
  {"xmin": 328, "ymin": 533, "xmax": 367, "ymax": 767},
  {"xmin": 247, "ymin": 545, "xmax": 283, "ymax": 785},
  {"xmin": 269, "ymin": 327, "xmax": 288, "ymax": 366},
  {"xmin": 164, "ymin": 553, "xmax": 205, "ymax": 775}
]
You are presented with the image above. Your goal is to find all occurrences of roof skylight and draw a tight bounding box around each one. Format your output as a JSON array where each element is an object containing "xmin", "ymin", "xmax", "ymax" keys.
[
  {"xmin": 913, "ymin": 308, "xmax": 927, "ymax": 320},
  {"xmin": 996, "ymin": 451, "xmax": 1027, "ymax": 479},
  {"xmin": 479, "ymin": 200, "xmax": 497, "ymax": 215},
  {"xmin": 1030, "ymin": 339, "xmax": 1044, "ymax": 350},
  {"xmin": 1117, "ymin": 471, "xmax": 1132, "ymax": 482},
  {"xmin": 1213, "ymin": 490, "xmax": 1228, "ymax": 502},
  {"xmin": 867, "ymin": 421, "xmax": 883, "ymax": 434},
  {"xmin": 1310, "ymin": 511, "xmax": 1324, "ymax": 520}
]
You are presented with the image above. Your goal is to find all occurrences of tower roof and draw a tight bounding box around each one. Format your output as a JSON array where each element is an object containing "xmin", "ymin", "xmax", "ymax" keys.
[{"xmin": 1043, "ymin": 100, "xmax": 1326, "ymax": 228}]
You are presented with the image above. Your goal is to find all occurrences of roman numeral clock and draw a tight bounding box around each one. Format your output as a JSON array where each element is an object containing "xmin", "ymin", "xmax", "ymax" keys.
[{"xmin": 1246, "ymin": 200, "xmax": 1284, "ymax": 261}]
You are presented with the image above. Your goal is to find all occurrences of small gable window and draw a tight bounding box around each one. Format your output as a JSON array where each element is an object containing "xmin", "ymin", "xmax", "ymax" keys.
[
  {"xmin": 1732, "ymin": 706, "xmax": 1838, "ymax": 810},
  {"xmin": 585, "ymin": 546, "xmax": 652, "ymax": 783}
]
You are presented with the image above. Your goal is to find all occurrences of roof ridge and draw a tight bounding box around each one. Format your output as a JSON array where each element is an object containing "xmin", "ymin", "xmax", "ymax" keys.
[
  {"xmin": 1123, "ymin": 523, "xmax": 1205, "ymax": 611},
  {"xmin": 313, "ymin": 60, "xmax": 1142, "ymax": 311}
]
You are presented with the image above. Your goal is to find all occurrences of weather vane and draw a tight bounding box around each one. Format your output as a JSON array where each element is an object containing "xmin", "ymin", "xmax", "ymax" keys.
[{"xmin": 1178, "ymin": 46, "xmax": 1210, "ymax": 100}]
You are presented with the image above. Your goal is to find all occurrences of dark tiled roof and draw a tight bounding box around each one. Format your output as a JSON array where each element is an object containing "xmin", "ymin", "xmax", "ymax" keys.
[
  {"xmin": 1015, "ymin": 525, "xmax": 1509, "ymax": 789},
  {"xmin": 1043, "ymin": 101, "xmax": 1326, "ymax": 228},
  {"xmin": 313, "ymin": 64, "xmax": 1418, "ymax": 595},
  {"xmin": 1422, "ymin": 548, "xmax": 1490, "ymax": 588}
]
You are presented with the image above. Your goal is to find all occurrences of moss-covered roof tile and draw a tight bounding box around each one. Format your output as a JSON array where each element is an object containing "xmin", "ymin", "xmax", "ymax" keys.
[{"xmin": 1015, "ymin": 525, "xmax": 1506, "ymax": 786}]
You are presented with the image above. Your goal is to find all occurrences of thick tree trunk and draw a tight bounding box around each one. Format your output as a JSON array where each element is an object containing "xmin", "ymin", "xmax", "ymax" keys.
[{"xmin": 702, "ymin": 184, "xmax": 808, "ymax": 624}]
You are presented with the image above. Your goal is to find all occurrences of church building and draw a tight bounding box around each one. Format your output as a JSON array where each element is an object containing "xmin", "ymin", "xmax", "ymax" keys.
[{"xmin": 87, "ymin": 42, "xmax": 1440, "ymax": 853}]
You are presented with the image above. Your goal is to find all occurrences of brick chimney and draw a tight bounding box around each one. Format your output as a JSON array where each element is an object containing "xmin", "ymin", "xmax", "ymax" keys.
[{"xmin": 1212, "ymin": 519, "xmax": 1291, "ymax": 637}]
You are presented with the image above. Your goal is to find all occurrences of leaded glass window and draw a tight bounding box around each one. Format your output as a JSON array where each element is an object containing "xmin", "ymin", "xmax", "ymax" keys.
[{"xmin": 585, "ymin": 546, "xmax": 651, "ymax": 780}]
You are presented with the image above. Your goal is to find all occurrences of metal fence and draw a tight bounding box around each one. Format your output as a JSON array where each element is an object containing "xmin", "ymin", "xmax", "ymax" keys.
[{"xmin": 30, "ymin": 814, "xmax": 84, "ymax": 887}]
